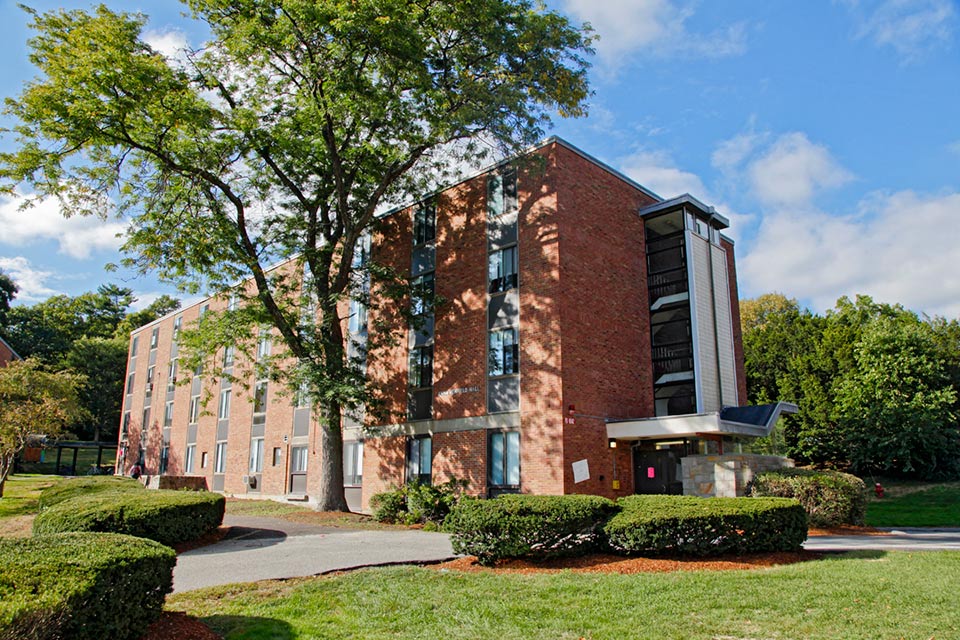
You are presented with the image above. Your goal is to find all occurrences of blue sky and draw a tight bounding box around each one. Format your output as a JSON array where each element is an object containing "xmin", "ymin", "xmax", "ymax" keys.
[{"xmin": 1, "ymin": 0, "xmax": 958, "ymax": 317}]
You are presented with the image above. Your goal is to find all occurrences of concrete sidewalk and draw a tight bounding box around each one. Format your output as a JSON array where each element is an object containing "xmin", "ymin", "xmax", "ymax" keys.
[
  {"xmin": 804, "ymin": 528, "xmax": 960, "ymax": 552},
  {"xmin": 172, "ymin": 515, "xmax": 457, "ymax": 593}
]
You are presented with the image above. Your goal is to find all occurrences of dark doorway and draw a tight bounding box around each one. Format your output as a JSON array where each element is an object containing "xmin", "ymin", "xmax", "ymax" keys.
[{"xmin": 633, "ymin": 448, "xmax": 683, "ymax": 494}]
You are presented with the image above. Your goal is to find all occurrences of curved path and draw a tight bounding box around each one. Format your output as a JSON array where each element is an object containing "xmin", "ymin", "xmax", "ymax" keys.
[
  {"xmin": 172, "ymin": 515, "xmax": 456, "ymax": 593},
  {"xmin": 173, "ymin": 517, "xmax": 960, "ymax": 593}
]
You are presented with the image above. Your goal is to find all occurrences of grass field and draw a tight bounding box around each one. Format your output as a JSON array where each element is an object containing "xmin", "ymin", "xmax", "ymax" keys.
[
  {"xmin": 866, "ymin": 482, "xmax": 960, "ymax": 527},
  {"xmin": 169, "ymin": 551, "xmax": 960, "ymax": 640},
  {"xmin": 0, "ymin": 475, "xmax": 59, "ymax": 537}
]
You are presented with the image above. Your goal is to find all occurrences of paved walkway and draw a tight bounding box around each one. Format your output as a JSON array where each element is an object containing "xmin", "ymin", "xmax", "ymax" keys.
[
  {"xmin": 804, "ymin": 528, "xmax": 960, "ymax": 552},
  {"xmin": 174, "ymin": 517, "xmax": 960, "ymax": 593},
  {"xmin": 172, "ymin": 515, "xmax": 457, "ymax": 593}
]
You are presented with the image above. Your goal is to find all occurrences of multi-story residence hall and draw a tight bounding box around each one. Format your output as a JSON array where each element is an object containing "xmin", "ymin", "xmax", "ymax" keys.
[{"xmin": 117, "ymin": 137, "xmax": 796, "ymax": 511}]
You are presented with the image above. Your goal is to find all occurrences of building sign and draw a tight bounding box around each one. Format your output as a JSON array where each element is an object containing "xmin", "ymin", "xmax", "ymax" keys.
[
  {"xmin": 437, "ymin": 386, "xmax": 480, "ymax": 397},
  {"xmin": 572, "ymin": 459, "xmax": 590, "ymax": 484}
]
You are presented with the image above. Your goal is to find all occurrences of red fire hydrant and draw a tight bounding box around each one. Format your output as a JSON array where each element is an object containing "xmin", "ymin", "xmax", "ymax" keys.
[{"xmin": 874, "ymin": 483, "xmax": 885, "ymax": 498}]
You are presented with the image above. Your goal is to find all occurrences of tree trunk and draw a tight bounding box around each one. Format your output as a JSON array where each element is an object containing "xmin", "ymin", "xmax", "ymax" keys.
[
  {"xmin": 0, "ymin": 454, "xmax": 13, "ymax": 498},
  {"xmin": 314, "ymin": 307, "xmax": 350, "ymax": 512}
]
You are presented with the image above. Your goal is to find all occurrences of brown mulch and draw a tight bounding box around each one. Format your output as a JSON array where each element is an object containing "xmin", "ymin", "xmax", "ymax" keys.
[
  {"xmin": 431, "ymin": 551, "xmax": 821, "ymax": 575},
  {"xmin": 807, "ymin": 525, "xmax": 890, "ymax": 536},
  {"xmin": 138, "ymin": 612, "xmax": 221, "ymax": 640}
]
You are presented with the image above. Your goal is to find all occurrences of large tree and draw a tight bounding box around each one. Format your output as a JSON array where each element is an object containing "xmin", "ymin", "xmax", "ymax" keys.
[
  {"xmin": 1, "ymin": 1, "xmax": 592, "ymax": 510},
  {"xmin": 0, "ymin": 360, "xmax": 84, "ymax": 497}
]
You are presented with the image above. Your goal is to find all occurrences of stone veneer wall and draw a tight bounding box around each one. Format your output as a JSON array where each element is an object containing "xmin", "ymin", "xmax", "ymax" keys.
[
  {"xmin": 143, "ymin": 475, "xmax": 209, "ymax": 491},
  {"xmin": 681, "ymin": 454, "xmax": 794, "ymax": 498}
]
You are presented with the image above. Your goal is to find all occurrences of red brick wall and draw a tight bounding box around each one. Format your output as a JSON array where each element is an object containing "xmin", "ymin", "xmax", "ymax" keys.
[
  {"xmin": 722, "ymin": 238, "xmax": 748, "ymax": 405},
  {"xmin": 432, "ymin": 430, "xmax": 487, "ymax": 496},
  {"xmin": 0, "ymin": 340, "xmax": 17, "ymax": 368},
  {"xmin": 361, "ymin": 435, "xmax": 406, "ymax": 507},
  {"xmin": 552, "ymin": 142, "xmax": 657, "ymax": 495}
]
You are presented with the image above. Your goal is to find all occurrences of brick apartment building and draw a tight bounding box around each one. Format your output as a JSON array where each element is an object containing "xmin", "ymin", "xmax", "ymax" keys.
[
  {"xmin": 117, "ymin": 138, "xmax": 793, "ymax": 510},
  {"xmin": 0, "ymin": 336, "xmax": 20, "ymax": 368}
]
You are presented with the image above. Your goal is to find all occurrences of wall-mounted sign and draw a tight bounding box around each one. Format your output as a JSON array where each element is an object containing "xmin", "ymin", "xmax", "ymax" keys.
[
  {"xmin": 572, "ymin": 459, "xmax": 590, "ymax": 484},
  {"xmin": 437, "ymin": 386, "xmax": 480, "ymax": 397}
]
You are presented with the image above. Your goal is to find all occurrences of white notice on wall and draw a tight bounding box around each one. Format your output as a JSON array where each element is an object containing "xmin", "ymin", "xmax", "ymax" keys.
[{"xmin": 572, "ymin": 459, "xmax": 590, "ymax": 484}]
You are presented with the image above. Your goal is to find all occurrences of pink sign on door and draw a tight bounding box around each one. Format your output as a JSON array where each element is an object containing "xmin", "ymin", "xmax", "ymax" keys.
[{"xmin": 647, "ymin": 467, "xmax": 655, "ymax": 479}]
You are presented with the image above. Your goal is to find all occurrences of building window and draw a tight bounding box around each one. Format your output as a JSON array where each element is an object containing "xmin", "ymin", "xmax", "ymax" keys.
[
  {"xmin": 488, "ymin": 328, "xmax": 519, "ymax": 376},
  {"xmin": 295, "ymin": 381, "xmax": 310, "ymax": 409},
  {"xmin": 253, "ymin": 381, "xmax": 268, "ymax": 424},
  {"xmin": 131, "ymin": 335, "xmax": 139, "ymax": 356},
  {"xmin": 142, "ymin": 408, "xmax": 151, "ymax": 430},
  {"xmin": 121, "ymin": 412, "xmax": 130, "ymax": 437},
  {"xmin": 348, "ymin": 298, "xmax": 367, "ymax": 335},
  {"xmin": 145, "ymin": 366, "xmax": 155, "ymax": 394},
  {"xmin": 126, "ymin": 372, "xmax": 135, "ymax": 396},
  {"xmin": 173, "ymin": 316, "xmax": 182, "ymax": 341},
  {"xmin": 272, "ymin": 447, "xmax": 282, "ymax": 467},
  {"xmin": 201, "ymin": 451, "xmax": 208, "ymax": 469},
  {"xmin": 199, "ymin": 304, "xmax": 209, "ymax": 318},
  {"xmin": 218, "ymin": 389, "xmax": 231, "ymax": 420},
  {"xmin": 411, "ymin": 272, "xmax": 435, "ymax": 317},
  {"xmin": 189, "ymin": 395, "xmax": 200, "ymax": 424},
  {"xmin": 163, "ymin": 401, "xmax": 174, "ymax": 427},
  {"xmin": 167, "ymin": 360, "xmax": 177, "ymax": 392},
  {"xmin": 406, "ymin": 436, "xmax": 432, "ymax": 485},
  {"xmin": 214, "ymin": 442, "xmax": 227, "ymax": 473},
  {"xmin": 223, "ymin": 345, "xmax": 235, "ymax": 368},
  {"xmin": 408, "ymin": 346, "xmax": 433, "ymax": 389},
  {"xmin": 150, "ymin": 327, "xmax": 159, "ymax": 350},
  {"xmin": 413, "ymin": 201, "xmax": 436, "ymax": 246},
  {"xmin": 344, "ymin": 441, "xmax": 364, "ymax": 486},
  {"xmin": 228, "ymin": 292, "xmax": 238, "ymax": 311},
  {"xmin": 488, "ymin": 246, "xmax": 518, "ymax": 293},
  {"xmin": 159, "ymin": 446, "xmax": 169, "ymax": 474},
  {"xmin": 291, "ymin": 446, "xmax": 308, "ymax": 473},
  {"xmin": 185, "ymin": 444, "xmax": 196, "ymax": 473},
  {"xmin": 489, "ymin": 430, "xmax": 520, "ymax": 489},
  {"xmin": 249, "ymin": 438, "xmax": 264, "ymax": 473},
  {"xmin": 487, "ymin": 167, "xmax": 518, "ymax": 218},
  {"xmin": 257, "ymin": 330, "xmax": 271, "ymax": 361}
]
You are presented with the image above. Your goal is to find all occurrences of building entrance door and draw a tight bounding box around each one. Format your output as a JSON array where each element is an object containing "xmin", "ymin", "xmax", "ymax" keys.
[{"xmin": 633, "ymin": 448, "xmax": 683, "ymax": 494}]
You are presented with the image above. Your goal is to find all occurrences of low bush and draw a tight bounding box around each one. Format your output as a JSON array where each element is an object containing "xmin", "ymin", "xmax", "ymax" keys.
[
  {"xmin": 38, "ymin": 476, "xmax": 142, "ymax": 509},
  {"xmin": 0, "ymin": 532, "xmax": 175, "ymax": 640},
  {"xmin": 447, "ymin": 494, "xmax": 618, "ymax": 565},
  {"xmin": 604, "ymin": 495, "xmax": 807, "ymax": 556},
  {"xmin": 33, "ymin": 489, "xmax": 225, "ymax": 546},
  {"xmin": 371, "ymin": 479, "xmax": 467, "ymax": 526},
  {"xmin": 749, "ymin": 468, "xmax": 867, "ymax": 527}
]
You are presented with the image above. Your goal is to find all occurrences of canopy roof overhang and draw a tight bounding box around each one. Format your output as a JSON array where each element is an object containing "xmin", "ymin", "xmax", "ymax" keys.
[{"xmin": 606, "ymin": 402, "xmax": 799, "ymax": 441}]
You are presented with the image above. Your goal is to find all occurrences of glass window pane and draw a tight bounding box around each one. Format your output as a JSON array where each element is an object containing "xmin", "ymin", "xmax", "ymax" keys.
[
  {"xmin": 487, "ymin": 174, "xmax": 503, "ymax": 218},
  {"xmin": 421, "ymin": 438, "xmax": 432, "ymax": 476},
  {"xmin": 506, "ymin": 431, "xmax": 520, "ymax": 485},
  {"xmin": 490, "ymin": 433, "xmax": 504, "ymax": 486}
]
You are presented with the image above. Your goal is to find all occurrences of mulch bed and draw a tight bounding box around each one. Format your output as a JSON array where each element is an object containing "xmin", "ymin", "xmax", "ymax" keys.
[
  {"xmin": 138, "ymin": 612, "xmax": 221, "ymax": 640},
  {"xmin": 431, "ymin": 551, "xmax": 821, "ymax": 575}
]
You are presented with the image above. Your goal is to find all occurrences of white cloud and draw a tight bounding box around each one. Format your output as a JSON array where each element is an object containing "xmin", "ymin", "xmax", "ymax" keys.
[
  {"xmin": 711, "ymin": 132, "xmax": 763, "ymax": 175},
  {"xmin": 0, "ymin": 192, "xmax": 126, "ymax": 259},
  {"xmin": 850, "ymin": 0, "xmax": 955, "ymax": 61},
  {"xmin": 0, "ymin": 256, "xmax": 59, "ymax": 302},
  {"xmin": 143, "ymin": 29, "xmax": 191, "ymax": 67},
  {"xmin": 747, "ymin": 133, "xmax": 854, "ymax": 208},
  {"xmin": 562, "ymin": 0, "xmax": 747, "ymax": 66},
  {"xmin": 740, "ymin": 190, "xmax": 960, "ymax": 317}
]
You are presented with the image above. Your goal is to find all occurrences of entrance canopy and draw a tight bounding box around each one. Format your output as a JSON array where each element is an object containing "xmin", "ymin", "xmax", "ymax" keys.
[{"xmin": 606, "ymin": 402, "xmax": 798, "ymax": 441}]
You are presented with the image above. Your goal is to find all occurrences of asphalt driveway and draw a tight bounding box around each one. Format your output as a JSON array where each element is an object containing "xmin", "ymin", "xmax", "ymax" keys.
[{"xmin": 172, "ymin": 515, "xmax": 457, "ymax": 593}]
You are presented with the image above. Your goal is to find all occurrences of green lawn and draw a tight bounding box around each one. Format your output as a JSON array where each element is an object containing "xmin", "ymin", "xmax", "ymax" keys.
[
  {"xmin": 0, "ymin": 474, "xmax": 59, "ymax": 537},
  {"xmin": 866, "ymin": 482, "xmax": 960, "ymax": 527},
  {"xmin": 169, "ymin": 551, "xmax": 960, "ymax": 640}
]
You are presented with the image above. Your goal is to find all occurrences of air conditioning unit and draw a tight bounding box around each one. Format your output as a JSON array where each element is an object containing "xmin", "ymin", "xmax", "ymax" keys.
[
  {"xmin": 145, "ymin": 382, "xmax": 153, "ymax": 393},
  {"xmin": 247, "ymin": 475, "xmax": 257, "ymax": 488}
]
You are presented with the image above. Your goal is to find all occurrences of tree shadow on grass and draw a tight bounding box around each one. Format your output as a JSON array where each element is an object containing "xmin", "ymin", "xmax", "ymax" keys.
[{"xmin": 201, "ymin": 614, "xmax": 296, "ymax": 639}]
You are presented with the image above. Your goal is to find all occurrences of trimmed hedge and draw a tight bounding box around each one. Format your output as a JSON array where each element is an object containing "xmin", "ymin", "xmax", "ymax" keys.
[
  {"xmin": 33, "ymin": 489, "xmax": 225, "ymax": 546},
  {"xmin": 446, "ymin": 494, "xmax": 618, "ymax": 565},
  {"xmin": 604, "ymin": 495, "xmax": 807, "ymax": 556},
  {"xmin": 38, "ymin": 476, "xmax": 143, "ymax": 509},
  {"xmin": 371, "ymin": 479, "xmax": 468, "ymax": 526},
  {"xmin": 749, "ymin": 468, "xmax": 867, "ymax": 527},
  {"xmin": 0, "ymin": 532, "xmax": 175, "ymax": 640}
]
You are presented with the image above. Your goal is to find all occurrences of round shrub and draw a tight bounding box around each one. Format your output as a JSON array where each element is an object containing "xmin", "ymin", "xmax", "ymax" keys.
[
  {"xmin": 371, "ymin": 479, "xmax": 467, "ymax": 525},
  {"xmin": 0, "ymin": 532, "xmax": 175, "ymax": 640},
  {"xmin": 604, "ymin": 495, "xmax": 807, "ymax": 556},
  {"xmin": 446, "ymin": 494, "xmax": 618, "ymax": 566},
  {"xmin": 370, "ymin": 488, "xmax": 407, "ymax": 523},
  {"xmin": 749, "ymin": 468, "xmax": 867, "ymax": 527},
  {"xmin": 33, "ymin": 489, "xmax": 225, "ymax": 546},
  {"xmin": 38, "ymin": 476, "xmax": 143, "ymax": 509}
]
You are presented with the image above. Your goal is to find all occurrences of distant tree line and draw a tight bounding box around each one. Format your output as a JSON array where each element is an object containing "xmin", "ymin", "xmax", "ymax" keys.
[
  {"xmin": 0, "ymin": 271, "xmax": 179, "ymax": 442},
  {"xmin": 742, "ymin": 293, "xmax": 960, "ymax": 480}
]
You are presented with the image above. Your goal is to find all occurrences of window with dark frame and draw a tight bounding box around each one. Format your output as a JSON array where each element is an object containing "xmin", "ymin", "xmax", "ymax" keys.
[
  {"xmin": 291, "ymin": 446, "xmax": 308, "ymax": 473},
  {"xmin": 488, "ymin": 430, "xmax": 520, "ymax": 490},
  {"xmin": 488, "ymin": 245, "xmax": 518, "ymax": 293},
  {"xmin": 126, "ymin": 372, "xmax": 135, "ymax": 395},
  {"xmin": 150, "ymin": 327, "xmax": 159, "ymax": 350},
  {"xmin": 488, "ymin": 328, "xmax": 519, "ymax": 377},
  {"xmin": 344, "ymin": 441, "xmax": 364, "ymax": 486},
  {"xmin": 413, "ymin": 200, "xmax": 436, "ymax": 246},
  {"xmin": 214, "ymin": 442, "xmax": 227, "ymax": 473},
  {"xmin": 487, "ymin": 167, "xmax": 518, "ymax": 218},
  {"xmin": 411, "ymin": 272, "xmax": 435, "ymax": 317},
  {"xmin": 406, "ymin": 436, "xmax": 432, "ymax": 485},
  {"xmin": 408, "ymin": 346, "xmax": 433, "ymax": 389}
]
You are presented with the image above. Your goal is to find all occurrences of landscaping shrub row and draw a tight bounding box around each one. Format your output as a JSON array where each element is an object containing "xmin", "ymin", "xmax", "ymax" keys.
[
  {"xmin": 447, "ymin": 494, "xmax": 807, "ymax": 565},
  {"xmin": 446, "ymin": 494, "xmax": 618, "ymax": 565},
  {"xmin": 0, "ymin": 532, "xmax": 175, "ymax": 640},
  {"xmin": 604, "ymin": 495, "xmax": 807, "ymax": 556},
  {"xmin": 749, "ymin": 468, "xmax": 867, "ymax": 527},
  {"xmin": 34, "ymin": 484, "xmax": 225, "ymax": 546}
]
